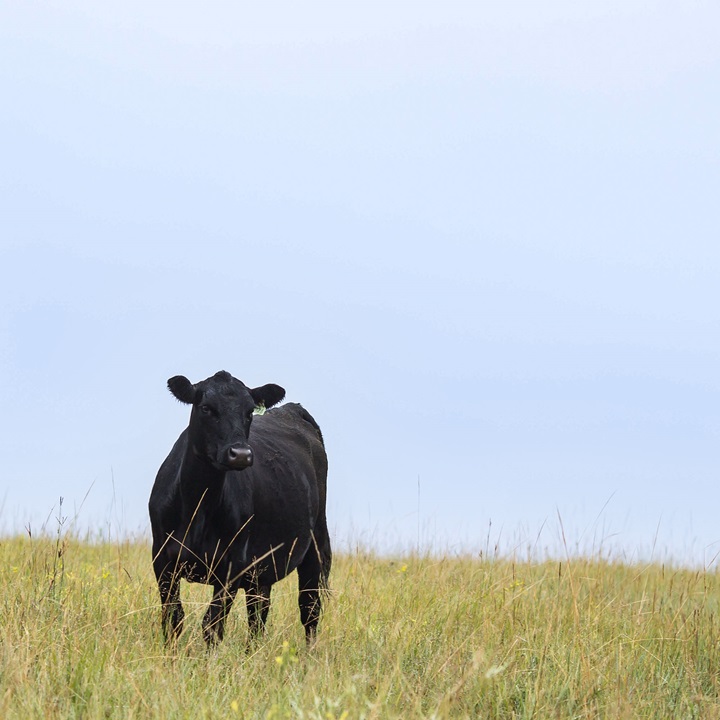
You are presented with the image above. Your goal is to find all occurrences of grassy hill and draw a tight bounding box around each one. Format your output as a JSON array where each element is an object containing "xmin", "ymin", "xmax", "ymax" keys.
[{"xmin": 1, "ymin": 533, "xmax": 720, "ymax": 718}]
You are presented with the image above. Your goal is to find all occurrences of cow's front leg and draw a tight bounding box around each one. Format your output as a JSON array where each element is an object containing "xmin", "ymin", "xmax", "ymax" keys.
[
  {"xmin": 202, "ymin": 582, "xmax": 238, "ymax": 645},
  {"xmin": 156, "ymin": 566, "xmax": 184, "ymax": 642},
  {"xmin": 246, "ymin": 583, "xmax": 272, "ymax": 642}
]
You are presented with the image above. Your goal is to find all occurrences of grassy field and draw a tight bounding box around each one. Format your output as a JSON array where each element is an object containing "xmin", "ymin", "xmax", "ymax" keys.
[{"xmin": 2, "ymin": 532, "xmax": 720, "ymax": 719}]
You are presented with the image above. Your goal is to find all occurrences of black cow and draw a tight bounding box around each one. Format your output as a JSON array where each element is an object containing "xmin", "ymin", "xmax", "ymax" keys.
[{"xmin": 149, "ymin": 371, "xmax": 331, "ymax": 646}]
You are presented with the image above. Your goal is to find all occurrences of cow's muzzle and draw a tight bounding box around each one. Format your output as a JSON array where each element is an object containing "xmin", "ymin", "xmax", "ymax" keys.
[{"xmin": 226, "ymin": 445, "xmax": 253, "ymax": 470}]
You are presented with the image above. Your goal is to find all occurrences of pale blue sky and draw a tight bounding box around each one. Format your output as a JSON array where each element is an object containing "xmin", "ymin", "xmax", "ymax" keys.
[{"xmin": 1, "ymin": 2, "xmax": 719, "ymax": 563}]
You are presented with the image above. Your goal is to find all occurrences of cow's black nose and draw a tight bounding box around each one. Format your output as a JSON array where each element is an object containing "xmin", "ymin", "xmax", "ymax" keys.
[{"xmin": 227, "ymin": 446, "xmax": 253, "ymax": 469}]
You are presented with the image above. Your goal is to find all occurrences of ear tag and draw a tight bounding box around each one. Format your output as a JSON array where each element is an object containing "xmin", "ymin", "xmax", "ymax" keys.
[{"xmin": 253, "ymin": 403, "xmax": 266, "ymax": 416}]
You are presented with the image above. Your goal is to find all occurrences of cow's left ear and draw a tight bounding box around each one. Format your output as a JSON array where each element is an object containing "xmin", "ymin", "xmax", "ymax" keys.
[{"xmin": 250, "ymin": 383, "xmax": 285, "ymax": 409}]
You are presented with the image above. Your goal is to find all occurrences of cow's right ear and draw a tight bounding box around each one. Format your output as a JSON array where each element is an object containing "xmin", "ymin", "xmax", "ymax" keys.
[{"xmin": 167, "ymin": 375, "xmax": 196, "ymax": 404}]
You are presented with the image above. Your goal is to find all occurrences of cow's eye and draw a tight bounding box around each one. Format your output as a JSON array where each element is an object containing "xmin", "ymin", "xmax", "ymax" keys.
[{"xmin": 199, "ymin": 404, "xmax": 212, "ymax": 415}]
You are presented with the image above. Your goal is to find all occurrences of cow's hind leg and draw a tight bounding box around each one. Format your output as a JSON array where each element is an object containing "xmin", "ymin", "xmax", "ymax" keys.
[
  {"xmin": 297, "ymin": 520, "xmax": 331, "ymax": 645},
  {"xmin": 202, "ymin": 582, "xmax": 238, "ymax": 646},
  {"xmin": 297, "ymin": 545, "xmax": 324, "ymax": 645},
  {"xmin": 245, "ymin": 584, "xmax": 272, "ymax": 642}
]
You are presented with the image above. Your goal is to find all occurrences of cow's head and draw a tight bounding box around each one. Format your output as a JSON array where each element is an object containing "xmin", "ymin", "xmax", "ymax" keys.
[{"xmin": 167, "ymin": 370, "xmax": 285, "ymax": 470}]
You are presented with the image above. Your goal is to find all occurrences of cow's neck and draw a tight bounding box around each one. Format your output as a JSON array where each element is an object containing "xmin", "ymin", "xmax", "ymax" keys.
[{"xmin": 178, "ymin": 447, "xmax": 227, "ymax": 519}]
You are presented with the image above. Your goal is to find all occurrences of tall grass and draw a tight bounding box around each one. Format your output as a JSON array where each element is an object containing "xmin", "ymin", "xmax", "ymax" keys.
[{"xmin": 1, "ymin": 531, "xmax": 720, "ymax": 718}]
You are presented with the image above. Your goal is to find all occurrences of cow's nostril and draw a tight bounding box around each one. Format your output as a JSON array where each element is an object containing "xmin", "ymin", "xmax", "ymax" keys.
[{"xmin": 227, "ymin": 446, "xmax": 253, "ymax": 468}]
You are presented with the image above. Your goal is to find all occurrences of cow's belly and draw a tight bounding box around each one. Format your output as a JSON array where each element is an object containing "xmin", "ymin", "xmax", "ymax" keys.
[
  {"xmin": 239, "ymin": 528, "xmax": 313, "ymax": 586},
  {"xmin": 174, "ymin": 525, "xmax": 313, "ymax": 588}
]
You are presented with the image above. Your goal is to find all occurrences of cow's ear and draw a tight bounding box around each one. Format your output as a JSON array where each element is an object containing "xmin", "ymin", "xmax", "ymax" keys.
[
  {"xmin": 250, "ymin": 383, "xmax": 285, "ymax": 410},
  {"xmin": 167, "ymin": 375, "xmax": 197, "ymax": 404}
]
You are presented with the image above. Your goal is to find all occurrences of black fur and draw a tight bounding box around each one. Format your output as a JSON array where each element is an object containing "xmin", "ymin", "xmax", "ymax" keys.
[{"xmin": 149, "ymin": 371, "xmax": 331, "ymax": 646}]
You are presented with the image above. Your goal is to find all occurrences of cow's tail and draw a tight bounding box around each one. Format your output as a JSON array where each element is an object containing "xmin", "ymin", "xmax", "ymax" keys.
[{"xmin": 312, "ymin": 513, "xmax": 332, "ymax": 603}]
